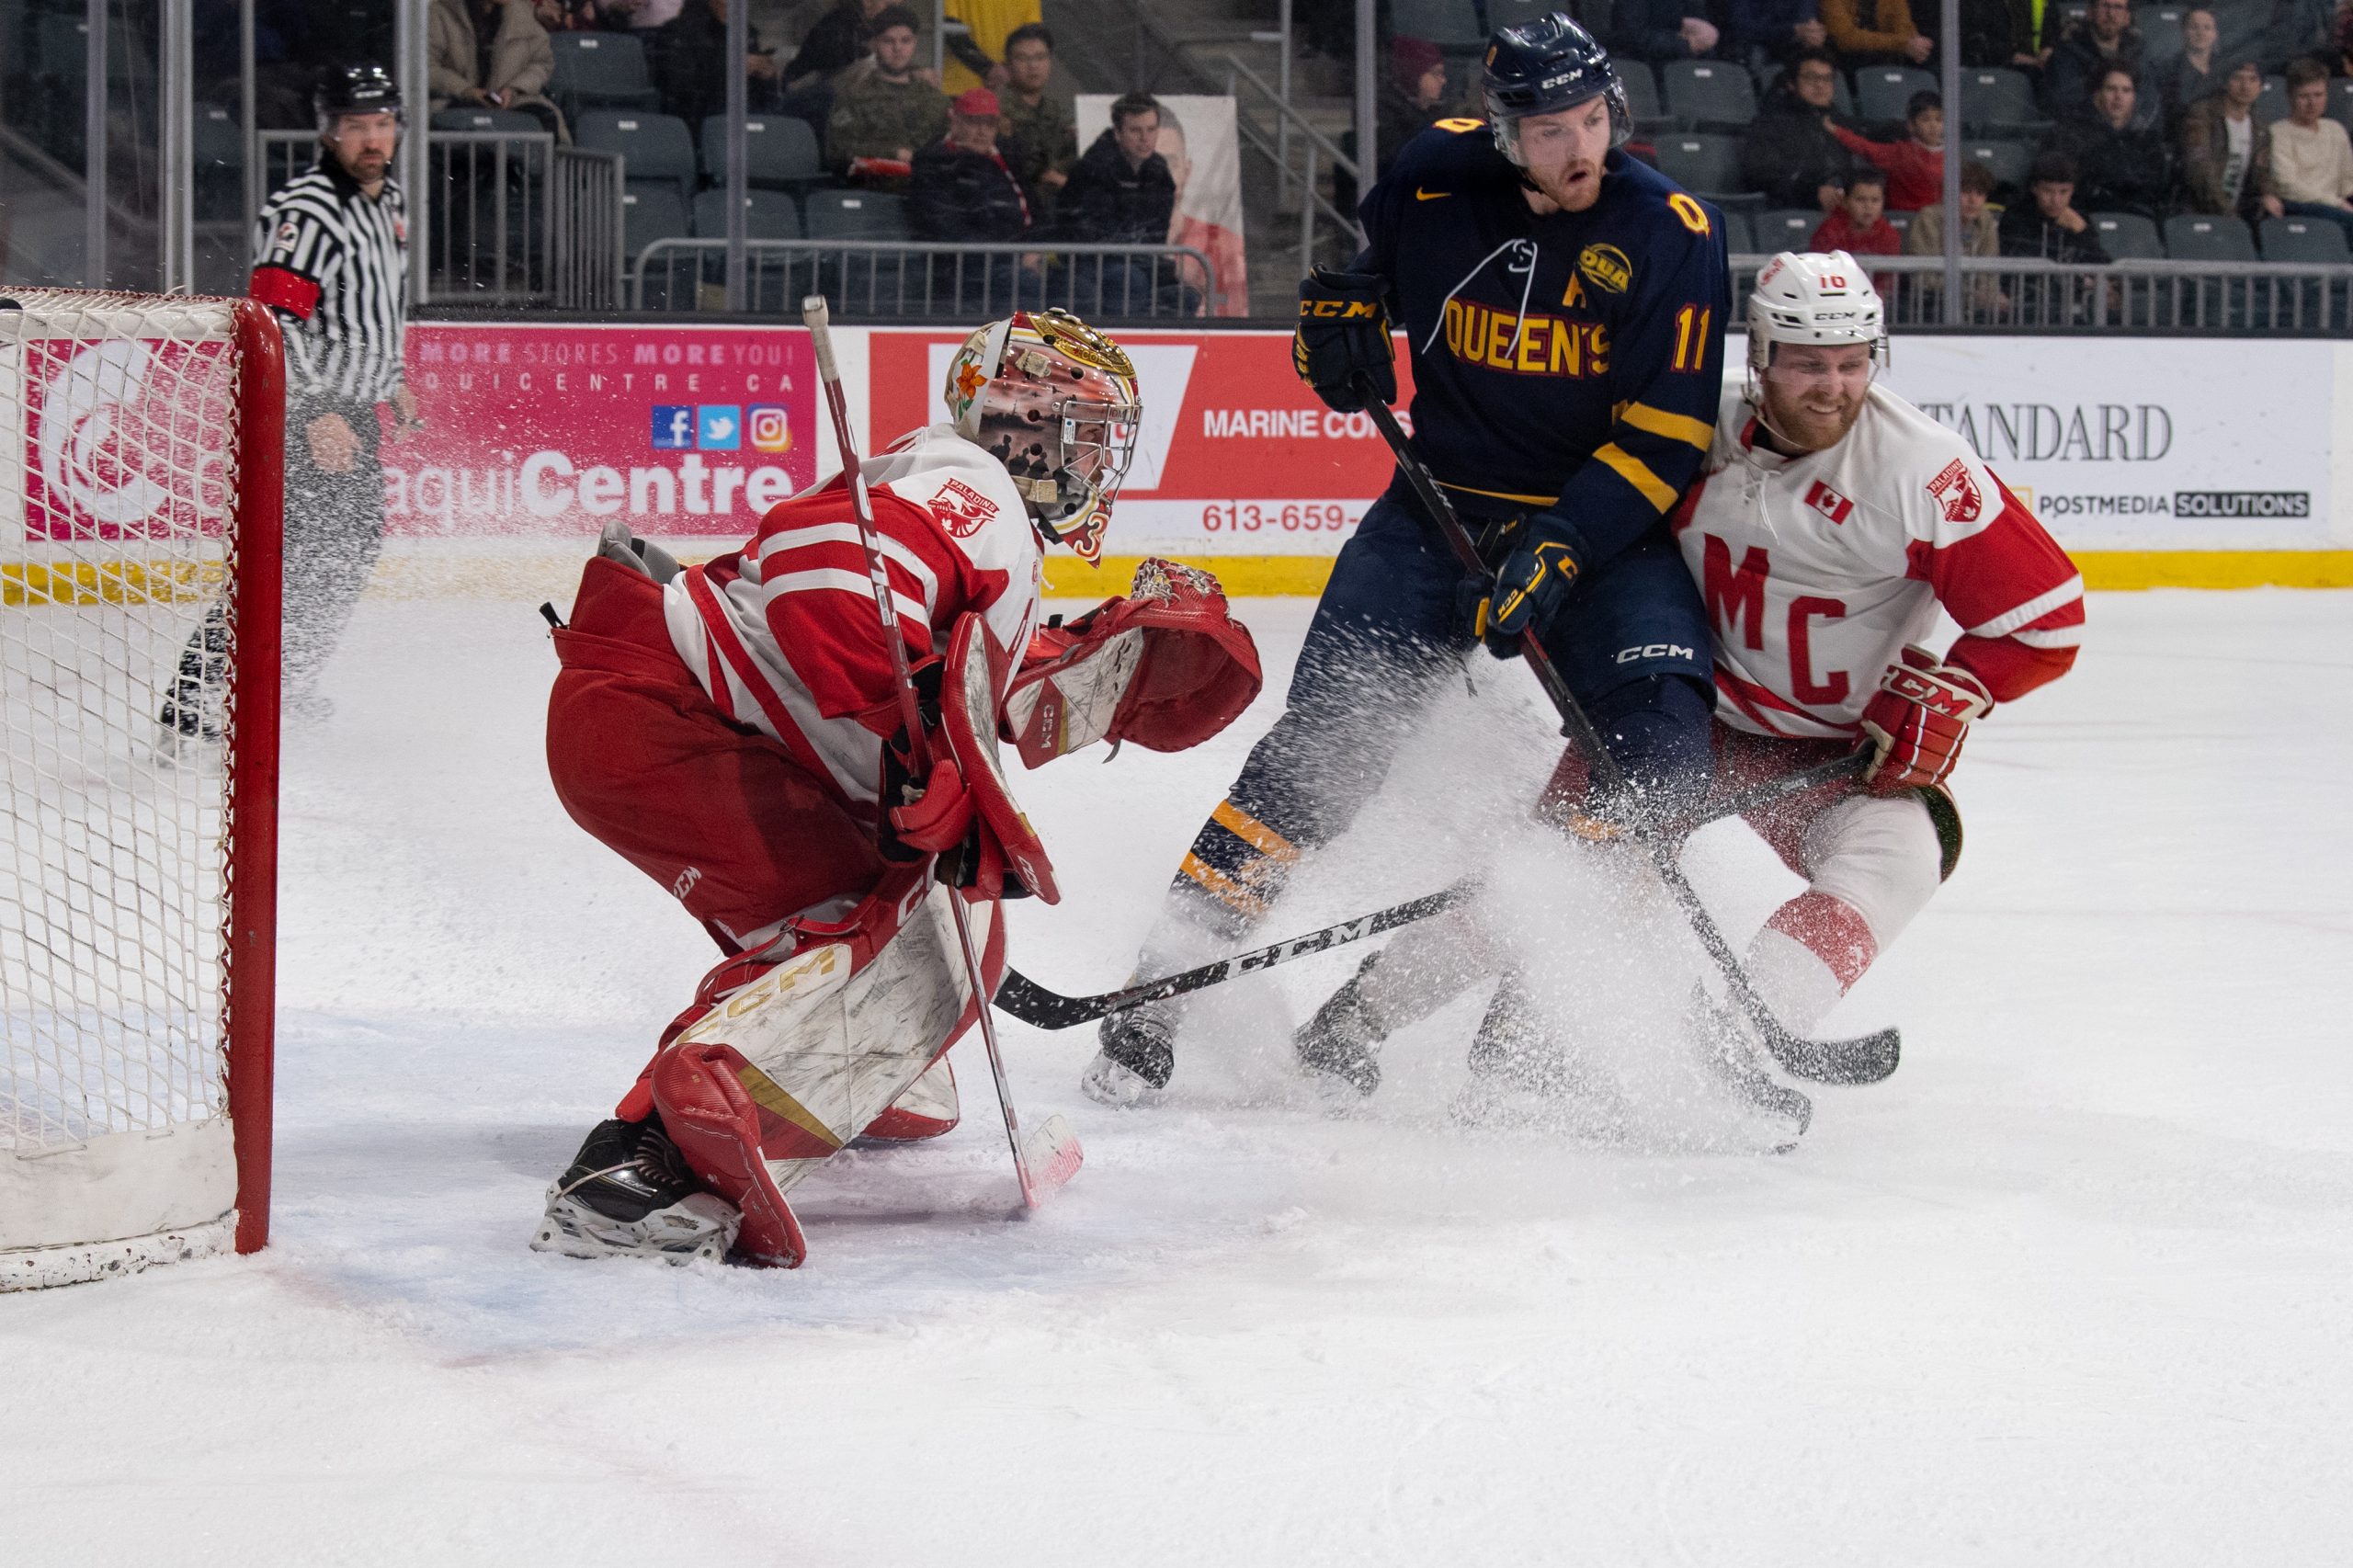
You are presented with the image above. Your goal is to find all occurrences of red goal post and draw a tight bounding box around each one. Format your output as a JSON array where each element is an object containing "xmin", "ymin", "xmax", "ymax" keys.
[{"xmin": 1, "ymin": 290, "xmax": 282, "ymax": 1290}]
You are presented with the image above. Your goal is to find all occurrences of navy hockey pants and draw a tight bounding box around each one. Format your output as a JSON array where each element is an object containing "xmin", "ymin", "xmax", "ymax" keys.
[{"xmin": 1171, "ymin": 494, "xmax": 1713, "ymax": 933}]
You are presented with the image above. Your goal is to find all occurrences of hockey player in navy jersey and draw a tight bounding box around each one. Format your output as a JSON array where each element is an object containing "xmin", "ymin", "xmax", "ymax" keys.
[{"xmin": 1083, "ymin": 11, "xmax": 1732, "ymax": 1105}]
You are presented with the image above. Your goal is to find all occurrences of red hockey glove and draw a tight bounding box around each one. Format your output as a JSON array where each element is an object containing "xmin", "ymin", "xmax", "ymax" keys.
[
  {"xmin": 887, "ymin": 756, "xmax": 973, "ymax": 854},
  {"xmin": 1859, "ymin": 644, "xmax": 1993, "ymax": 794}
]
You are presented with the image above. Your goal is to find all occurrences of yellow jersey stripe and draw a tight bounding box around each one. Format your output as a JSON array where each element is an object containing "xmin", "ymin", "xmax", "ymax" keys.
[
  {"xmin": 1438, "ymin": 479, "xmax": 1558, "ymax": 506},
  {"xmin": 1181, "ymin": 852, "xmax": 1267, "ymax": 916},
  {"xmin": 1592, "ymin": 443, "xmax": 1679, "ymax": 512},
  {"xmin": 1620, "ymin": 402, "xmax": 1714, "ymax": 452},
  {"xmin": 1211, "ymin": 799, "xmax": 1301, "ymax": 863}
]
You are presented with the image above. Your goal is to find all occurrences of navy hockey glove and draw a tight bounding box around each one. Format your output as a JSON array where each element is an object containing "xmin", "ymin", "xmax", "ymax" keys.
[
  {"xmin": 1293, "ymin": 267, "xmax": 1394, "ymax": 414},
  {"xmin": 1472, "ymin": 514, "xmax": 1580, "ymax": 659}
]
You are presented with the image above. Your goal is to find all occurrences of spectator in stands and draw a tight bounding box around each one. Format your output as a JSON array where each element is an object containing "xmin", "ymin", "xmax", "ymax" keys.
[
  {"xmin": 911, "ymin": 87, "xmax": 1041, "ymax": 307},
  {"xmin": 825, "ymin": 5, "xmax": 949, "ymax": 187},
  {"xmin": 1725, "ymin": 0, "xmax": 1829, "ymax": 68},
  {"xmin": 1905, "ymin": 159, "xmax": 2008, "ymax": 318},
  {"xmin": 2158, "ymin": 9, "xmax": 2224, "ymax": 124},
  {"xmin": 2044, "ymin": 0, "xmax": 2157, "ymax": 122},
  {"xmin": 1381, "ymin": 36, "xmax": 1451, "ymax": 176},
  {"xmin": 997, "ymin": 22, "xmax": 1075, "ymax": 198},
  {"xmin": 651, "ymin": 0, "xmax": 783, "ymax": 129},
  {"xmin": 1830, "ymin": 87, "xmax": 1944, "ymax": 209},
  {"xmin": 1957, "ymin": 0, "xmax": 2048, "ymax": 69},
  {"xmin": 1610, "ymin": 0, "xmax": 1720, "ymax": 61},
  {"xmin": 1810, "ymin": 167, "xmax": 1902, "ymax": 291},
  {"xmin": 2268, "ymin": 56, "xmax": 2353, "ymax": 236},
  {"xmin": 786, "ymin": 0, "xmax": 890, "ymax": 87},
  {"xmin": 1060, "ymin": 91, "xmax": 1177, "ymax": 244},
  {"xmin": 1822, "ymin": 0, "xmax": 1935, "ymax": 68},
  {"xmin": 1998, "ymin": 150, "xmax": 2111, "ymax": 258},
  {"xmin": 1742, "ymin": 48, "xmax": 1857, "ymax": 210},
  {"xmin": 428, "ymin": 0, "xmax": 566, "ymax": 139},
  {"xmin": 2180, "ymin": 59, "xmax": 2286, "ymax": 220},
  {"xmin": 2054, "ymin": 65, "xmax": 2175, "ymax": 216}
]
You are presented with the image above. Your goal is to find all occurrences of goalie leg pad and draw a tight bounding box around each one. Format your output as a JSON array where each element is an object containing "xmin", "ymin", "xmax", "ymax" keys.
[
  {"xmin": 650, "ymin": 1042, "xmax": 810, "ymax": 1269},
  {"xmin": 858, "ymin": 1055, "xmax": 961, "ymax": 1142}
]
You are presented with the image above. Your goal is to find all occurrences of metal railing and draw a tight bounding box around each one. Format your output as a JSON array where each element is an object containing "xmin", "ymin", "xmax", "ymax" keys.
[
  {"xmin": 630, "ymin": 239, "xmax": 1220, "ymax": 321},
  {"xmin": 1730, "ymin": 253, "xmax": 2353, "ymax": 333},
  {"xmin": 259, "ymin": 130, "xmax": 621, "ymax": 308},
  {"xmin": 1221, "ymin": 51, "xmax": 1363, "ymax": 273}
]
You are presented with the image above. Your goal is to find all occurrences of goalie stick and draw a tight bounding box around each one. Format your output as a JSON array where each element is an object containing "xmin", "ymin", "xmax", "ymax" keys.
[
  {"xmin": 993, "ymin": 753, "xmax": 1893, "ymax": 1085},
  {"xmin": 1354, "ymin": 379, "xmax": 1901, "ymax": 1093},
  {"xmin": 801, "ymin": 296, "xmax": 1080, "ymax": 1206}
]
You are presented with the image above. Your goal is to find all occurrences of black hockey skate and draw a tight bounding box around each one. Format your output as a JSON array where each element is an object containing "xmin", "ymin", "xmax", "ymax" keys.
[
  {"xmin": 1080, "ymin": 1006, "xmax": 1176, "ymax": 1108},
  {"xmin": 529, "ymin": 1115, "xmax": 741, "ymax": 1263},
  {"xmin": 1449, "ymin": 971, "xmax": 1643, "ymax": 1137},
  {"xmin": 1292, "ymin": 953, "xmax": 1387, "ymax": 1099}
]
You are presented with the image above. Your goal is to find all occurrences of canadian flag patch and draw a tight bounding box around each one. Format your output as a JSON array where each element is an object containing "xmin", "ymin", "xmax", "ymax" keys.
[
  {"xmin": 1804, "ymin": 479, "xmax": 1853, "ymax": 524},
  {"xmin": 929, "ymin": 477, "xmax": 1000, "ymax": 538},
  {"xmin": 1927, "ymin": 458, "xmax": 1983, "ymax": 523}
]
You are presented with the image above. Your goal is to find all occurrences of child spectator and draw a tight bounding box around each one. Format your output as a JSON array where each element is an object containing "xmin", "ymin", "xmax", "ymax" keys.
[
  {"xmin": 1811, "ymin": 167, "xmax": 1902, "ymax": 295},
  {"xmin": 1998, "ymin": 151, "xmax": 2111, "ymax": 258},
  {"xmin": 1821, "ymin": 0, "xmax": 1934, "ymax": 68},
  {"xmin": 2269, "ymin": 55, "xmax": 2353, "ymax": 238},
  {"xmin": 1742, "ymin": 48, "xmax": 1856, "ymax": 211},
  {"xmin": 1830, "ymin": 87, "xmax": 1944, "ymax": 210},
  {"xmin": 2179, "ymin": 59, "xmax": 2285, "ymax": 222},
  {"xmin": 1904, "ymin": 158, "xmax": 2007, "ymax": 318}
]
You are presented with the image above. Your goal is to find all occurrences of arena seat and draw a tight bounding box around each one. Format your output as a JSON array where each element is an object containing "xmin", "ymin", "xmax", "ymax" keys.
[
  {"xmin": 1662, "ymin": 60, "xmax": 1756, "ymax": 132},
  {"xmin": 1957, "ymin": 68, "xmax": 2045, "ymax": 135},
  {"xmin": 549, "ymin": 32, "xmax": 659, "ymax": 120},
  {"xmin": 699, "ymin": 116, "xmax": 825, "ymax": 189},
  {"xmin": 1854, "ymin": 65, "xmax": 1936, "ymax": 126},
  {"xmin": 1755, "ymin": 208, "xmax": 1825, "ymax": 251},
  {"xmin": 2165, "ymin": 213, "xmax": 2256, "ymax": 261},
  {"xmin": 2091, "ymin": 210, "xmax": 2164, "ymax": 258},
  {"xmin": 576, "ymin": 110, "xmax": 699, "ymax": 205},
  {"xmin": 1652, "ymin": 134, "xmax": 1749, "ymax": 205}
]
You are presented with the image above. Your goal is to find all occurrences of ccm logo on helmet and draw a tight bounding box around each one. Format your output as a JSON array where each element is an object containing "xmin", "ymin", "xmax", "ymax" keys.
[{"xmin": 1614, "ymin": 642, "xmax": 1697, "ymax": 664}]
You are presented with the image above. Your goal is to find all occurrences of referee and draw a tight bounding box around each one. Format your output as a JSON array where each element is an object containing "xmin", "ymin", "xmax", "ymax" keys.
[{"xmin": 177, "ymin": 62, "xmax": 415, "ymax": 732}]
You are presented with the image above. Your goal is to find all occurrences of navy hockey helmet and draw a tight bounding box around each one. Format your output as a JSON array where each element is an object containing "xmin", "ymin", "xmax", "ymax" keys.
[
  {"xmin": 313, "ymin": 62, "xmax": 404, "ymax": 129},
  {"xmin": 1481, "ymin": 12, "xmax": 1630, "ymax": 165}
]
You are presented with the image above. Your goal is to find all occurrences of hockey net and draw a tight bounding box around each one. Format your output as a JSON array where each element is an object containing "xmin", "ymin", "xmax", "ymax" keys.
[{"xmin": 1, "ymin": 290, "xmax": 282, "ymax": 1290}]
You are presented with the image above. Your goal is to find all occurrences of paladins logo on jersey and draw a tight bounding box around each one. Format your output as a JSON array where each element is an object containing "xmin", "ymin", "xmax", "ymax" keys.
[
  {"xmin": 930, "ymin": 478, "xmax": 999, "ymax": 537},
  {"xmin": 1927, "ymin": 459, "xmax": 1983, "ymax": 524},
  {"xmin": 1804, "ymin": 479, "xmax": 1853, "ymax": 524}
]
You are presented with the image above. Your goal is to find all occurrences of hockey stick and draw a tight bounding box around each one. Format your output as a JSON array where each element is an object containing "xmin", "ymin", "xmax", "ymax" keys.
[
  {"xmin": 991, "ymin": 748, "xmax": 1866, "ymax": 1033},
  {"xmin": 1355, "ymin": 381, "xmax": 1898, "ymax": 1091},
  {"xmin": 801, "ymin": 297, "xmax": 1081, "ymax": 1205}
]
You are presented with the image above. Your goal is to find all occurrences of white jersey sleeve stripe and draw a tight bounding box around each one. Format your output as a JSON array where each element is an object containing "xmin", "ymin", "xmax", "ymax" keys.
[
  {"xmin": 1963, "ymin": 574, "xmax": 2083, "ymax": 638},
  {"xmin": 761, "ymin": 569, "xmax": 930, "ymax": 630},
  {"xmin": 2009, "ymin": 624, "xmax": 2084, "ymax": 649},
  {"xmin": 755, "ymin": 523, "xmax": 941, "ymax": 611}
]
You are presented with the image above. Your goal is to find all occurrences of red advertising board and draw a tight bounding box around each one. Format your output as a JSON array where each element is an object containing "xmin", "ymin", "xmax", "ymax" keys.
[
  {"xmin": 385, "ymin": 324, "xmax": 818, "ymax": 536},
  {"xmin": 868, "ymin": 328, "xmax": 1413, "ymax": 558}
]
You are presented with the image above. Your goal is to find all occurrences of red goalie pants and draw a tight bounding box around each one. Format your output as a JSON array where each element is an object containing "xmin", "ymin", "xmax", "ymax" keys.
[{"xmin": 546, "ymin": 558, "xmax": 886, "ymax": 958}]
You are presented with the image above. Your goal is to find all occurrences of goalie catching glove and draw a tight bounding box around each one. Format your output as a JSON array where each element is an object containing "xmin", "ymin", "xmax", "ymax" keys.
[
  {"xmin": 1859, "ymin": 644, "xmax": 1992, "ymax": 793},
  {"xmin": 1003, "ymin": 558, "xmax": 1263, "ymax": 767},
  {"xmin": 1469, "ymin": 512, "xmax": 1580, "ymax": 658},
  {"xmin": 1293, "ymin": 267, "xmax": 1395, "ymax": 414}
]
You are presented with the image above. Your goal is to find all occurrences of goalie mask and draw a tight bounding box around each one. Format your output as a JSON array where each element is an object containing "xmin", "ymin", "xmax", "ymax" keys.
[{"xmin": 943, "ymin": 310, "xmax": 1142, "ymax": 563}]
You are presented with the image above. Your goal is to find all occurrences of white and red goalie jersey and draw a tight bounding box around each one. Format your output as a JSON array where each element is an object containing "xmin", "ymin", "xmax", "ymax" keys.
[
  {"xmin": 663, "ymin": 424, "xmax": 1044, "ymax": 814},
  {"xmin": 1672, "ymin": 382, "xmax": 2084, "ymax": 740}
]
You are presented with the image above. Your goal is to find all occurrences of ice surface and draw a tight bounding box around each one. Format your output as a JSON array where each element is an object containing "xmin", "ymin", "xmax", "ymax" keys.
[{"xmin": 5, "ymin": 587, "xmax": 2349, "ymax": 1566}]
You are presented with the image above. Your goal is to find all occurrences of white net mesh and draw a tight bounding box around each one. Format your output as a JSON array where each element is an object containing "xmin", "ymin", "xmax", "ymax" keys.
[{"xmin": 1, "ymin": 291, "xmax": 250, "ymax": 1185}]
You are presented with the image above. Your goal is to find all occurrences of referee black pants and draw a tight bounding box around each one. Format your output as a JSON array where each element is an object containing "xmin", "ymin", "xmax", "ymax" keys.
[{"xmin": 280, "ymin": 394, "xmax": 389, "ymax": 704}]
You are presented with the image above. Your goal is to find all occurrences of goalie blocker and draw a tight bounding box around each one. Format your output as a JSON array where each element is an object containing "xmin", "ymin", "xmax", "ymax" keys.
[{"xmin": 537, "ymin": 551, "xmax": 1259, "ymax": 1267}]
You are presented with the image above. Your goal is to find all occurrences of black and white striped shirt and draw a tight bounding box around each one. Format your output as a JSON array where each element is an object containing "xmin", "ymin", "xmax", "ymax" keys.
[{"xmin": 250, "ymin": 156, "xmax": 408, "ymax": 406}]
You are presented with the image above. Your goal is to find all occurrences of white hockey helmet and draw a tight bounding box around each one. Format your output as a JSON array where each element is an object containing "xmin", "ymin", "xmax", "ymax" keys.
[
  {"xmin": 1745, "ymin": 250, "xmax": 1888, "ymax": 379},
  {"xmin": 942, "ymin": 309, "xmax": 1142, "ymax": 564}
]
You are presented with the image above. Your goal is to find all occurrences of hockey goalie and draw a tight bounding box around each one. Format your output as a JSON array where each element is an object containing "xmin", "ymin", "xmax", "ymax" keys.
[{"xmin": 530, "ymin": 310, "xmax": 1261, "ymax": 1266}]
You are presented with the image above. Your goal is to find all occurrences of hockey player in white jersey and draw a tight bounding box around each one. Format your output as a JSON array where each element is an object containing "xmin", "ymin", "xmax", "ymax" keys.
[{"xmin": 1291, "ymin": 250, "xmax": 2083, "ymax": 1116}]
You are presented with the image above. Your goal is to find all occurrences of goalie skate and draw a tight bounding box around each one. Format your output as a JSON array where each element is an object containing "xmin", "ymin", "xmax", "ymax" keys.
[{"xmin": 529, "ymin": 1117, "xmax": 741, "ymax": 1264}]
